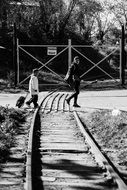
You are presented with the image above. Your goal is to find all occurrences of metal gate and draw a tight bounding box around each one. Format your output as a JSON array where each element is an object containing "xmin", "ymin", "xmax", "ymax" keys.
[{"xmin": 16, "ymin": 39, "xmax": 121, "ymax": 87}]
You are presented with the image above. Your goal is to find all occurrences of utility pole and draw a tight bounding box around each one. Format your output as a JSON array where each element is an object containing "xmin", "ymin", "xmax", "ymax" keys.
[
  {"xmin": 13, "ymin": 22, "xmax": 17, "ymax": 87},
  {"xmin": 120, "ymin": 24, "xmax": 126, "ymax": 85}
]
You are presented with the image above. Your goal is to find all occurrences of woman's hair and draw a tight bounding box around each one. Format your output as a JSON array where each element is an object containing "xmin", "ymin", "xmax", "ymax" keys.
[{"xmin": 74, "ymin": 56, "xmax": 79, "ymax": 62}]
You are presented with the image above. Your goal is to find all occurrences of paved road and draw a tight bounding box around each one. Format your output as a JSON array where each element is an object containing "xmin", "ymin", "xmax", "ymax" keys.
[
  {"xmin": 0, "ymin": 90, "xmax": 127, "ymax": 111},
  {"xmin": 0, "ymin": 92, "xmax": 47, "ymax": 108},
  {"xmin": 78, "ymin": 89, "xmax": 127, "ymax": 112}
]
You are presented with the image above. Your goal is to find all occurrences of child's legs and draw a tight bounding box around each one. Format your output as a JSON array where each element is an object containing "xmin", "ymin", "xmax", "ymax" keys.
[{"xmin": 32, "ymin": 95, "xmax": 38, "ymax": 107}]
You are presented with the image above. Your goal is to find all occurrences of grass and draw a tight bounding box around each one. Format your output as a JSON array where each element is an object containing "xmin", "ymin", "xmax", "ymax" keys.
[
  {"xmin": 0, "ymin": 69, "xmax": 127, "ymax": 92},
  {"xmin": 0, "ymin": 106, "xmax": 27, "ymax": 162},
  {"xmin": 83, "ymin": 109, "xmax": 127, "ymax": 166},
  {"xmin": 84, "ymin": 110, "xmax": 127, "ymax": 145}
]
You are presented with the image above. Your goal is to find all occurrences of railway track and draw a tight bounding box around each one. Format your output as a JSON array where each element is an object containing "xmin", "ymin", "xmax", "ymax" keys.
[{"xmin": 26, "ymin": 91, "xmax": 127, "ymax": 190}]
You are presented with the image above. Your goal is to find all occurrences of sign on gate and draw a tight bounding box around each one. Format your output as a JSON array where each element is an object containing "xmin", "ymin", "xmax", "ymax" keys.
[{"xmin": 47, "ymin": 47, "xmax": 57, "ymax": 55}]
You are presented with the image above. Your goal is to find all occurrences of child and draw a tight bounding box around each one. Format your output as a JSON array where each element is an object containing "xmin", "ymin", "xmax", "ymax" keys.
[{"xmin": 26, "ymin": 69, "xmax": 39, "ymax": 108}]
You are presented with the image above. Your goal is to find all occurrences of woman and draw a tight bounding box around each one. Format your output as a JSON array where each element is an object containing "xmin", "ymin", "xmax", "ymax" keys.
[{"xmin": 65, "ymin": 56, "xmax": 81, "ymax": 107}]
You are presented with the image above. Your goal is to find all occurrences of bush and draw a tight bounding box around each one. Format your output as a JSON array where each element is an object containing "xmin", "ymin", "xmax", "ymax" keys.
[{"xmin": 0, "ymin": 106, "xmax": 27, "ymax": 162}]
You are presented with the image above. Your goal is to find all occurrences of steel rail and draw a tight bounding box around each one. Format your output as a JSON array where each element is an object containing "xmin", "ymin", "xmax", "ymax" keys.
[
  {"xmin": 49, "ymin": 93, "xmax": 59, "ymax": 112},
  {"xmin": 25, "ymin": 105, "xmax": 40, "ymax": 190},
  {"xmin": 63, "ymin": 94, "xmax": 68, "ymax": 112},
  {"xmin": 26, "ymin": 91, "xmax": 127, "ymax": 190},
  {"xmin": 55, "ymin": 93, "xmax": 64, "ymax": 112},
  {"xmin": 25, "ymin": 90, "xmax": 56, "ymax": 190},
  {"xmin": 41, "ymin": 95, "xmax": 53, "ymax": 113},
  {"xmin": 73, "ymin": 110, "xmax": 127, "ymax": 190}
]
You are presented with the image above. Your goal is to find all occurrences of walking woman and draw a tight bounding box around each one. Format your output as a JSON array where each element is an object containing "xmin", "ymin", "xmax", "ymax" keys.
[{"xmin": 65, "ymin": 56, "xmax": 81, "ymax": 107}]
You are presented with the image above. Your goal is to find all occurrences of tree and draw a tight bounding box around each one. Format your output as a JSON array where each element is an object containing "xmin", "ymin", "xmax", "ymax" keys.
[
  {"xmin": 94, "ymin": 10, "xmax": 116, "ymax": 43},
  {"xmin": 68, "ymin": 0, "xmax": 103, "ymax": 42},
  {"xmin": 106, "ymin": 0, "xmax": 127, "ymax": 26},
  {"xmin": 0, "ymin": 0, "xmax": 9, "ymax": 35},
  {"xmin": 38, "ymin": 0, "xmax": 78, "ymax": 42}
]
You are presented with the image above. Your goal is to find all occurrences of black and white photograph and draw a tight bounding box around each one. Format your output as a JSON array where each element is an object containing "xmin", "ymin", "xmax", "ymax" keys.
[{"xmin": 0, "ymin": 0, "xmax": 127, "ymax": 189}]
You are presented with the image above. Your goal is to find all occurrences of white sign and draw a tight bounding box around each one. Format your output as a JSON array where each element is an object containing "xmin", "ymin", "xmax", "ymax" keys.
[{"xmin": 47, "ymin": 47, "xmax": 57, "ymax": 55}]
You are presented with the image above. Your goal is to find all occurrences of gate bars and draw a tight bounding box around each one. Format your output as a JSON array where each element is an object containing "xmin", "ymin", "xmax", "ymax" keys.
[
  {"xmin": 15, "ymin": 38, "xmax": 124, "ymax": 86},
  {"xmin": 16, "ymin": 40, "xmax": 70, "ymax": 86},
  {"xmin": 18, "ymin": 44, "xmax": 69, "ymax": 85},
  {"xmin": 72, "ymin": 45, "xmax": 118, "ymax": 81}
]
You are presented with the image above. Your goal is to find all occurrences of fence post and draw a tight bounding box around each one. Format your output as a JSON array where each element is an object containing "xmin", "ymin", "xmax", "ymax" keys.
[
  {"xmin": 120, "ymin": 24, "xmax": 126, "ymax": 85},
  {"xmin": 13, "ymin": 22, "xmax": 17, "ymax": 87},
  {"xmin": 68, "ymin": 39, "xmax": 72, "ymax": 68},
  {"xmin": 17, "ymin": 38, "xmax": 19, "ymax": 85}
]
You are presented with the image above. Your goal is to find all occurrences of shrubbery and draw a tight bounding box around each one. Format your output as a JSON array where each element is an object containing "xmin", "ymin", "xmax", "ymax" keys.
[{"xmin": 0, "ymin": 106, "xmax": 27, "ymax": 162}]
